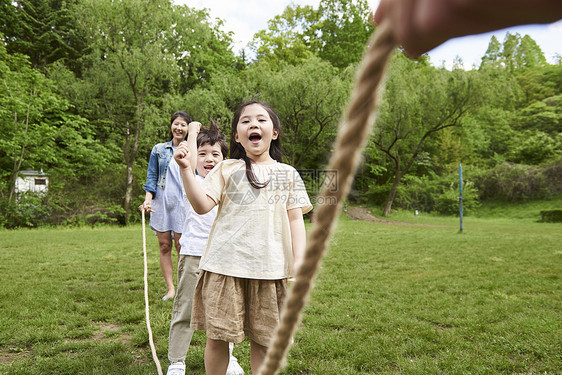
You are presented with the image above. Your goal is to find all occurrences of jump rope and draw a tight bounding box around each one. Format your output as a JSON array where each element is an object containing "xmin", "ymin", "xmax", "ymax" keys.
[
  {"xmin": 141, "ymin": 20, "xmax": 396, "ymax": 375},
  {"xmin": 142, "ymin": 209, "xmax": 164, "ymax": 375}
]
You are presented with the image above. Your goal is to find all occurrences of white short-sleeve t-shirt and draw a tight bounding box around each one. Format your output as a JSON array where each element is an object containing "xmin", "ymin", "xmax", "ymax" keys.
[
  {"xmin": 199, "ymin": 159, "xmax": 312, "ymax": 280},
  {"xmin": 179, "ymin": 175, "xmax": 218, "ymax": 257}
]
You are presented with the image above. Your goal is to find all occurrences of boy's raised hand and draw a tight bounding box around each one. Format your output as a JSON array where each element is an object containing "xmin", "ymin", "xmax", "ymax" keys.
[
  {"xmin": 187, "ymin": 122, "xmax": 201, "ymax": 173},
  {"xmin": 188, "ymin": 121, "xmax": 201, "ymax": 135},
  {"xmin": 173, "ymin": 141, "xmax": 192, "ymax": 170}
]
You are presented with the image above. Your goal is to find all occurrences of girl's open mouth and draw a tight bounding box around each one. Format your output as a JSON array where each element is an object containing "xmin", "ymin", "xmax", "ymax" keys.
[{"xmin": 249, "ymin": 133, "xmax": 261, "ymax": 143}]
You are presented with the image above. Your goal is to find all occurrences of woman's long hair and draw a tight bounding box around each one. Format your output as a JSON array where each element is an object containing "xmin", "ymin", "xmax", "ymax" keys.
[{"xmin": 230, "ymin": 101, "xmax": 283, "ymax": 189}]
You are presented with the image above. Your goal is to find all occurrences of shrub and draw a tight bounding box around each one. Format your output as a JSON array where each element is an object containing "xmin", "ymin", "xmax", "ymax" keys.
[
  {"xmin": 392, "ymin": 174, "xmax": 440, "ymax": 212},
  {"xmin": 434, "ymin": 181, "xmax": 480, "ymax": 215},
  {"xmin": 543, "ymin": 160, "xmax": 562, "ymax": 195},
  {"xmin": 475, "ymin": 162, "xmax": 550, "ymax": 201},
  {"xmin": 85, "ymin": 205, "xmax": 126, "ymax": 226},
  {"xmin": 509, "ymin": 131, "xmax": 559, "ymax": 165},
  {"xmin": 0, "ymin": 192, "xmax": 51, "ymax": 229},
  {"xmin": 366, "ymin": 173, "xmax": 480, "ymax": 215},
  {"xmin": 540, "ymin": 210, "xmax": 562, "ymax": 223}
]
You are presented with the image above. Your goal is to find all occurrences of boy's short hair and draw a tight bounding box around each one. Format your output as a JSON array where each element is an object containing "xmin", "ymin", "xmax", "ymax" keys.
[{"xmin": 197, "ymin": 120, "xmax": 229, "ymax": 158}]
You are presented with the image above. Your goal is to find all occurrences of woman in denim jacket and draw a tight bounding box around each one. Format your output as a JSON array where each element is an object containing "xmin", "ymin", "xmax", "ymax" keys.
[{"xmin": 140, "ymin": 111, "xmax": 192, "ymax": 301}]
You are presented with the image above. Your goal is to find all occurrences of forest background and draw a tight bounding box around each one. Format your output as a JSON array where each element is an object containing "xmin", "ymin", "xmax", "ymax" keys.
[{"xmin": 1, "ymin": 0, "xmax": 561, "ymax": 228}]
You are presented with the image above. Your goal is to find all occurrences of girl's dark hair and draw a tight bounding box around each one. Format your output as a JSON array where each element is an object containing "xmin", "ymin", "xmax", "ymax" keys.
[
  {"xmin": 197, "ymin": 120, "xmax": 229, "ymax": 158},
  {"xmin": 230, "ymin": 101, "xmax": 283, "ymax": 189}
]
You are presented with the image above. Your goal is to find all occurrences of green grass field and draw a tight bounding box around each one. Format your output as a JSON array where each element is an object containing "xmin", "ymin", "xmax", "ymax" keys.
[{"xmin": 0, "ymin": 205, "xmax": 560, "ymax": 374}]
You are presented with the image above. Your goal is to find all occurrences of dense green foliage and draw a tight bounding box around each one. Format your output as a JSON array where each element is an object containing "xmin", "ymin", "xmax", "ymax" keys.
[{"xmin": 0, "ymin": 0, "xmax": 560, "ymax": 227}]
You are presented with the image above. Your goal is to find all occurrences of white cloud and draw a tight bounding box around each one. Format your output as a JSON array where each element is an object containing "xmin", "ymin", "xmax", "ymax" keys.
[{"xmin": 548, "ymin": 19, "xmax": 562, "ymax": 33}]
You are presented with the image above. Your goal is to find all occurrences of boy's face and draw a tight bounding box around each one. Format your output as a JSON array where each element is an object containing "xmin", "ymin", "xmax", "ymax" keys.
[{"xmin": 196, "ymin": 142, "xmax": 224, "ymax": 178}]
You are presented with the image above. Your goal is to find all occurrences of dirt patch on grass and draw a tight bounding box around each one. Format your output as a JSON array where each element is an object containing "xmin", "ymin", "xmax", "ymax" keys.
[
  {"xmin": 1, "ymin": 323, "xmax": 145, "ymax": 367},
  {"xmin": 345, "ymin": 206, "xmax": 435, "ymax": 226},
  {"xmin": 0, "ymin": 347, "xmax": 30, "ymax": 365},
  {"xmin": 62, "ymin": 322, "xmax": 133, "ymax": 346},
  {"xmin": 93, "ymin": 323, "xmax": 132, "ymax": 343}
]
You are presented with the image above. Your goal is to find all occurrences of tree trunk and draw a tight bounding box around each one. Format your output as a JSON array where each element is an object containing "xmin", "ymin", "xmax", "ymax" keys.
[
  {"xmin": 7, "ymin": 171, "xmax": 18, "ymax": 204},
  {"xmin": 124, "ymin": 161, "xmax": 134, "ymax": 225},
  {"xmin": 382, "ymin": 172, "xmax": 402, "ymax": 217},
  {"xmin": 8, "ymin": 111, "xmax": 28, "ymax": 204},
  {"xmin": 123, "ymin": 119, "xmax": 141, "ymax": 225}
]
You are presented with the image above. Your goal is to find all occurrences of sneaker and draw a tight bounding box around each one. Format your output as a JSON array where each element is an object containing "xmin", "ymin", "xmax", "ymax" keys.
[
  {"xmin": 166, "ymin": 361, "xmax": 185, "ymax": 375},
  {"xmin": 226, "ymin": 355, "xmax": 244, "ymax": 375}
]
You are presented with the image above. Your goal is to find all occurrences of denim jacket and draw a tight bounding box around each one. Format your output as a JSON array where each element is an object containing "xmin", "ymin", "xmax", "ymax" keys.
[{"xmin": 143, "ymin": 140, "xmax": 174, "ymax": 197}]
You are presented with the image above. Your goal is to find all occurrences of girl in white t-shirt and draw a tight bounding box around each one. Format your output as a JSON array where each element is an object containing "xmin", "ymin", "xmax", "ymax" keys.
[{"xmin": 174, "ymin": 101, "xmax": 312, "ymax": 375}]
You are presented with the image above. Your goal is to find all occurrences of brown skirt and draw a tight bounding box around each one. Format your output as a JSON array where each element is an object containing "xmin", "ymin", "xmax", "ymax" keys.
[{"xmin": 191, "ymin": 270, "xmax": 288, "ymax": 347}]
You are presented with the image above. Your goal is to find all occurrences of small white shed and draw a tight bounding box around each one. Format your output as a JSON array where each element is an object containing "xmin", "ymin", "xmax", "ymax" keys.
[{"xmin": 15, "ymin": 169, "xmax": 50, "ymax": 195}]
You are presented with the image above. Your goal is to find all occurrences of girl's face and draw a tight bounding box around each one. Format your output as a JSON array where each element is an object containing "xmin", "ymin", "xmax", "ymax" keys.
[
  {"xmin": 234, "ymin": 104, "xmax": 279, "ymax": 164},
  {"xmin": 170, "ymin": 116, "xmax": 189, "ymax": 145}
]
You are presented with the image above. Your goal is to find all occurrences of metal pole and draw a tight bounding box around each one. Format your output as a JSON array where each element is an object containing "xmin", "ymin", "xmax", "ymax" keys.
[{"xmin": 459, "ymin": 163, "xmax": 463, "ymax": 233}]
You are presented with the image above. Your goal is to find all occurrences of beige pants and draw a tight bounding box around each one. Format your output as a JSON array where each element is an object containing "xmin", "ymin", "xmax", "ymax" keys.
[{"xmin": 168, "ymin": 255, "xmax": 201, "ymax": 363}]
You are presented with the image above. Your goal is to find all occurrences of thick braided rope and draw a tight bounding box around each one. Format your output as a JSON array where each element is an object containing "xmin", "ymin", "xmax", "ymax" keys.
[{"xmin": 258, "ymin": 21, "xmax": 396, "ymax": 375}]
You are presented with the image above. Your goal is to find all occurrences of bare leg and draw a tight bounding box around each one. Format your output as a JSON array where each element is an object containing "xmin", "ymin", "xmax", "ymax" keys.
[
  {"xmin": 250, "ymin": 340, "xmax": 268, "ymax": 374},
  {"xmin": 173, "ymin": 231, "xmax": 182, "ymax": 260},
  {"xmin": 156, "ymin": 231, "xmax": 175, "ymax": 299},
  {"xmin": 205, "ymin": 338, "xmax": 229, "ymax": 375}
]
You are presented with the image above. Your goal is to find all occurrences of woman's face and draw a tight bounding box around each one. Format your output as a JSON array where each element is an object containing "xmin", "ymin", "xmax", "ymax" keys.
[{"xmin": 170, "ymin": 116, "xmax": 189, "ymax": 145}]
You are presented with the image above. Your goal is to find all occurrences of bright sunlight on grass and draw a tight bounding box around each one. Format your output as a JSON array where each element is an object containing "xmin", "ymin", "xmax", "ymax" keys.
[{"xmin": 1, "ymin": 211, "xmax": 560, "ymax": 374}]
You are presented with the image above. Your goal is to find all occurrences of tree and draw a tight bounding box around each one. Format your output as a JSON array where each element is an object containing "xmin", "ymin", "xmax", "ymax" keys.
[
  {"xmin": 440, "ymin": 64, "xmax": 521, "ymax": 168},
  {"xmin": 71, "ymin": 0, "xmax": 239, "ymax": 223},
  {"xmin": 516, "ymin": 63, "xmax": 562, "ymax": 104},
  {"xmin": 165, "ymin": 57, "xmax": 352, "ymax": 170},
  {"xmin": 163, "ymin": 5, "xmax": 240, "ymax": 92},
  {"xmin": 250, "ymin": 5, "xmax": 315, "ymax": 68},
  {"xmin": 250, "ymin": 0, "xmax": 374, "ymax": 69},
  {"xmin": 73, "ymin": 0, "xmax": 180, "ymax": 223},
  {"xmin": 480, "ymin": 35, "xmax": 502, "ymax": 68},
  {"xmin": 252, "ymin": 58, "xmax": 352, "ymax": 169},
  {"xmin": 480, "ymin": 33, "xmax": 547, "ymax": 72},
  {"xmin": 0, "ymin": 0, "xmax": 85, "ymax": 72},
  {"xmin": 309, "ymin": 0, "xmax": 374, "ymax": 68},
  {"xmin": 509, "ymin": 130, "xmax": 560, "ymax": 165},
  {"xmin": 0, "ymin": 42, "xmax": 106, "ymax": 205},
  {"xmin": 516, "ymin": 94, "xmax": 562, "ymax": 135},
  {"xmin": 367, "ymin": 53, "xmax": 480, "ymax": 216}
]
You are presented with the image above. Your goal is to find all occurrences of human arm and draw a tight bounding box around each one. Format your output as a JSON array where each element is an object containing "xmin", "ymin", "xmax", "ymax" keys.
[
  {"xmin": 374, "ymin": 0, "xmax": 562, "ymax": 56},
  {"xmin": 186, "ymin": 121, "xmax": 201, "ymax": 174},
  {"xmin": 288, "ymin": 207, "xmax": 307, "ymax": 275},
  {"xmin": 140, "ymin": 146, "xmax": 158, "ymax": 212},
  {"xmin": 140, "ymin": 191, "xmax": 154, "ymax": 213},
  {"xmin": 174, "ymin": 142, "xmax": 217, "ymax": 214}
]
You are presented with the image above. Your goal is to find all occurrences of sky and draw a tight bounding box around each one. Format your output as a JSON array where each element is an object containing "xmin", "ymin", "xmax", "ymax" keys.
[{"xmin": 177, "ymin": 0, "xmax": 562, "ymax": 69}]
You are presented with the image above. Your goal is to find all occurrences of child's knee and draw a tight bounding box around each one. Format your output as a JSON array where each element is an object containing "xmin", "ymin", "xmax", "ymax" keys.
[{"xmin": 207, "ymin": 338, "xmax": 229, "ymax": 350}]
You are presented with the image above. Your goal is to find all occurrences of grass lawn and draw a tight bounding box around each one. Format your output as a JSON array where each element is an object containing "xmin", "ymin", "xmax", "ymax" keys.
[{"xmin": 0, "ymin": 208, "xmax": 560, "ymax": 374}]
